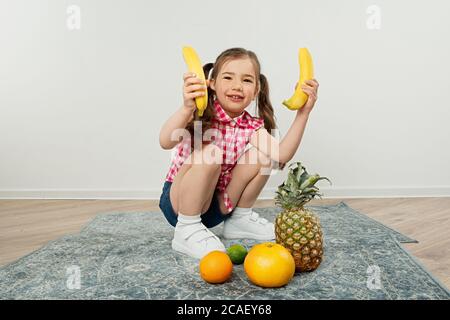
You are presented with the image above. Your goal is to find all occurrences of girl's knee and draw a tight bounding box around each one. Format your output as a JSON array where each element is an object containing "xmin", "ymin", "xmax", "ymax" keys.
[
  {"xmin": 190, "ymin": 144, "xmax": 223, "ymax": 169},
  {"xmin": 239, "ymin": 146, "xmax": 271, "ymax": 167}
]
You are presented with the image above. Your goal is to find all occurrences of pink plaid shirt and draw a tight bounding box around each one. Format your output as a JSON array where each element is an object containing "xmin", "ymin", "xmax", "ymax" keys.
[{"xmin": 164, "ymin": 99, "xmax": 265, "ymax": 213}]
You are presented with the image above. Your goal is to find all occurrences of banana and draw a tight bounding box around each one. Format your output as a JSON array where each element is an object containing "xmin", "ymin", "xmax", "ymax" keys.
[
  {"xmin": 283, "ymin": 48, "xmax": 314, "ymax": 110},
  {"xmin": 182, "ymin": 46, "xmax": 208, "ymax": 117}
]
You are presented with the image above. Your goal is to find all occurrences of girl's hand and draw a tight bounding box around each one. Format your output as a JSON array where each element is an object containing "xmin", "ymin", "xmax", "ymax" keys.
[
  {"xmin": 296, "ymin": 79, "xmax": 319, "ymax": 115},
  {"xmin": 182, "ymin": 72, "xmax": 209, "ymax": 113}
]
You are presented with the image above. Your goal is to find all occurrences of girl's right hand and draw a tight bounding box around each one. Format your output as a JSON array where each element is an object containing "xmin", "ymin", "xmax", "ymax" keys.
[{"xmin": 182, "ymin": 72, "xmax": 208, "ymax": 113}]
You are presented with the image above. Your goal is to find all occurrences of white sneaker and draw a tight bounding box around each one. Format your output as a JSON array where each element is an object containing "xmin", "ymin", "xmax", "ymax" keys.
[
  {"xmin": 172, "ymin": 221, "xmax": 226, "ymax": 259},
  {"xmin": 223, "ymin": 210, "xmax": 275, "ymax": 240}
]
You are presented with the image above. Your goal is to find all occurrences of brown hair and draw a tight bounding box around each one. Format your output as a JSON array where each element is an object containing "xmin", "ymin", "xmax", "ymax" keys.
[{"xmin": 185, "ymin": 48, "xmax": 277, "ymax": 150}]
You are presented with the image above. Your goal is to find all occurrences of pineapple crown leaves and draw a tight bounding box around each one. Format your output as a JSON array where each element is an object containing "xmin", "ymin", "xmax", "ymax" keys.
[{"xmin": 274, "ymin": 161, "xmax": 332, "ymax": 210}]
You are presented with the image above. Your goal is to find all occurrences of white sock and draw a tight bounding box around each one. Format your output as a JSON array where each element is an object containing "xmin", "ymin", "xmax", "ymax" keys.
[
  {"xmin": 177, "ymin": 212, "xmax": 201, "ymax": 225},
  {"xmin": 231, "ymin": 207, "xmax": 252, "ymax": 217},
  {"xmin": 176, "ymin": 212, "xmax": 215, "ymax": 244}
]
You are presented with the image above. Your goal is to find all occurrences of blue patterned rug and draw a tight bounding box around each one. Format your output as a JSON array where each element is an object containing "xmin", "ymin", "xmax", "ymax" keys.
[{"xmin": 0, "ymin": 202, "xmax": 448, "ymax": 300}]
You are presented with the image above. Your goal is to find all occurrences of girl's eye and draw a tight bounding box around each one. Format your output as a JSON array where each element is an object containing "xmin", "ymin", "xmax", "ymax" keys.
[{"xmin": 223, "ymin": 76, "xmax": 252, "ymax": 83}]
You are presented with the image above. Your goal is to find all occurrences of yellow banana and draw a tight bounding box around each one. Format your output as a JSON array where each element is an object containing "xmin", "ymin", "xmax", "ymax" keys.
[
  {"xmin": 283, "ymin": 48, "xmax": 314, "ymax": 110},
  {"xmin": 182, "ymin": 46, "xmax": 208, "ymax": 117}
]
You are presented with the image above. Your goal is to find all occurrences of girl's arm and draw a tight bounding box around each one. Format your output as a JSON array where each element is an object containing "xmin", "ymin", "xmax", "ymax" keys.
[
  {"xmin": 159, "ymin": 73, "xmax": 206, "ymax": 150},
  {"xmin": 249, "ymin": 111, "xmax": 310, "ymax": 167},
  {"xmin": 249, "ymin": 79, "xmax": 319, "ymax": 166},
  {"xmin": 159, "ymin": 106, "xmax": 194, "ymax": 150}
]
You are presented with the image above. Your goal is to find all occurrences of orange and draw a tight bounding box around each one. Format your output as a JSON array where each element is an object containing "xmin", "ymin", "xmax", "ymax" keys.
[
  {"xmin": 244, "ymin": 242, "xmax": 295, "ymax": 288},
  {"xmin": 199, "ymin": 251, "xmax": 233, "ymax": 284}
]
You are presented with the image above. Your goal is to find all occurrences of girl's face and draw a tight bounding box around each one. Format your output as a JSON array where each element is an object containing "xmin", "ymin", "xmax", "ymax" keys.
[{"xmin": 210, "ymin": 57, "xmax": 259, "ymax": 118}]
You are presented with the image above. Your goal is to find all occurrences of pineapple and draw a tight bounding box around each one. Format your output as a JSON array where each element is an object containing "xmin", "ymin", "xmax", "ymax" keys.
[{"xmin": 274, "ymin": 162, "xmax": 331, "ymax": 272}]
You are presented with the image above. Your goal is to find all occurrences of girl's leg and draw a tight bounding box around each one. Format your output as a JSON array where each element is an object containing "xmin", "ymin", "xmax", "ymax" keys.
[
  {"xmin": 170, "ymin": 143, "xmax": 223, "ymax": 215},
  {"xmin": 235, "ymin": 165, "xmax": 271, "ymax": 208},
  {"xmin": 170, "ymin": 143, "xmax": 226, "ymax": 259},
  {"xmin": 218, "ymin": 146, "xmax": 272, "ymax": 214},
  {"xmin": 219, "ymin": 146, "xmax": 275, "ymax": 240}
]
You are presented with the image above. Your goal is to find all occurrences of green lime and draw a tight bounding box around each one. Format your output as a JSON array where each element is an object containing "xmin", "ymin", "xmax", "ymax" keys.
[{"xmin": 227, "ymin": 244, "xmax": 248, "ymax": 265}]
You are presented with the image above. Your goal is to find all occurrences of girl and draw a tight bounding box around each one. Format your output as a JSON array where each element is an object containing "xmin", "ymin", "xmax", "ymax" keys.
[{"xmin": 159, "ymin": 48, "xmax": 319, "ymax": 259}]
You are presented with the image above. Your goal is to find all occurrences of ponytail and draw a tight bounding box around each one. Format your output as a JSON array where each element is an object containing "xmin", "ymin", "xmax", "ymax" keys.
[{"xmin": 257, "ymin": 73, "xmax": 277, "ymax": 136}]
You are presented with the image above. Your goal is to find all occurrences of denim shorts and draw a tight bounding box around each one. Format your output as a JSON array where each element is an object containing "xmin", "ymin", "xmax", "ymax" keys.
[{"xmin": 158, "ymin": 181, "xmax": 230, "ymax": 228}]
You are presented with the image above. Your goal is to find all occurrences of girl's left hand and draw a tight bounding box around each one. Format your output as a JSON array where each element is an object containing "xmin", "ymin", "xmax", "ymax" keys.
[{"xmin": 298, "ymin": 79, "xmax": 319, "ymax": 115}]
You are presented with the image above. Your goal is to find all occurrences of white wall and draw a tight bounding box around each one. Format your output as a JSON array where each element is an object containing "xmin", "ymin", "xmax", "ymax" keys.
[{"xmin": 1, "ymin": 0, "xmax": 449, "ymax": 200}]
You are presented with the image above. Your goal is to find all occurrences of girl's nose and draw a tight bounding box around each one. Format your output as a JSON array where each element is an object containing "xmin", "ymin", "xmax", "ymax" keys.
[{"xmin": 232, "ymin": 83, "xmax": 243, "ymax": 91}]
